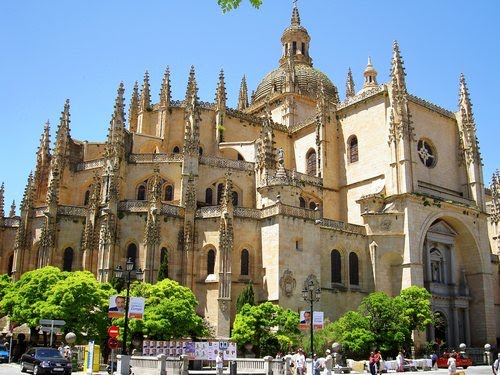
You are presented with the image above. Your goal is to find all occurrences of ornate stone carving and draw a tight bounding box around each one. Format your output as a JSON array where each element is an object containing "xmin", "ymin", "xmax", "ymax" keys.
[{"xmin": 280, "ymin": 269, "xmax": 296, "ymax": 297}]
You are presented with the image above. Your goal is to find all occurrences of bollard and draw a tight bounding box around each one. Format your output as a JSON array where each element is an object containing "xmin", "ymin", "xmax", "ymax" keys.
[{"xmin": 230, "ymin": 360, "xmax": 238, "ymax": 375}]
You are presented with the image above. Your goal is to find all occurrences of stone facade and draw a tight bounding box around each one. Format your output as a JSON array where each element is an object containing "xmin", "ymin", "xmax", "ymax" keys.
[{"xmin": 0, "ymin": 4, "xmax": 499, "ymax": 350}]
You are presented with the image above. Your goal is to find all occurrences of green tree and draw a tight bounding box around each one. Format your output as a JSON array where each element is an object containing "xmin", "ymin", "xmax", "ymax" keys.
[
  {"xmin": 0, "ymin": 267, "xmax": 114, "ymax": 344},
  {"xmin": 330, "ymin": 287, "xmax": 434, "ymax": 359},
  {"xmin": 125, "ymin": 279, "xmax": 208, "ymax": 340},
  {"xmin": 231, "ymin": 302, "xmax": 300, "ymax": 356},
  {"xmin": 0, "ymin": 274, "xmax": 12, "ymax": 306},
  {"xmin": 236, "ymin": 282, "xmax": 255, "ymax": 313},
  {"xmin": 218, "ymin": 0, "xmax": 262, "ymax": 13}
]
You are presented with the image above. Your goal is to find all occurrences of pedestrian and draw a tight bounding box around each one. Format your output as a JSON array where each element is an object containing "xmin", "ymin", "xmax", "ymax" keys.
[
  {"xmin": 324, "ymin": 349, "xmax": 333, "ymax": 375},
  {"xmin": 216, "ymin": 351, "xmax": 224, "ymax": 375},
  {"xmin": 374, "ymin": 350, "xmax": 383, "ymax": 375},
  {"xmin": 431, "ymin": 352, "xmax": 438, "ymax": 370},
  {"xmin": 396, "ymin": 352, "xmax": 404, "ymax": 372},
  {"xmin": 492, "ymin": 353, "xmax": 500, "ymax": 375},
  {"xmin": 314, "ymin": 354, "xmax": 321, "ymax": 375},
  {"xmin": 447, "ymin": 353, "xmax": 456, "ymax": 374},
  {"xmin": 368, "ymin": 352, "xmax": 376, "ymax": 375},
  {"xmin": 295, "ymin": 349, "xmax": 306, "ymax": 375}
]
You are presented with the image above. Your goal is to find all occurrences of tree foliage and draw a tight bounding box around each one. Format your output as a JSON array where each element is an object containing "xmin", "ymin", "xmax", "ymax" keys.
[
  {"xmin": 157, "ymin": 252, "xmax": 169, "ymax": 282},
  {"xmin": 329, "ymin": 287, "xmax": 434, "ymax": 359},
  {"xmin": 217, "ymin": 0, "xmax": 262, "ymax": 13},
  {"xmin": 236, "ymin": 282, "xmax": 255, "ymax": 313},
  {"xmin": 231, "ymin": 302, "xmax": 300, "ymax": 356},
  {"xmin": 0, "ymin": 267, "xmax": 113, "ymax": 343},
  {"xmin": 123, "ymin": 279, "xmax": 208, "ymax": 341}
]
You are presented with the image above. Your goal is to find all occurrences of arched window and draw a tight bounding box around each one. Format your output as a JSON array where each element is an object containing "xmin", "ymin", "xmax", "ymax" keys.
[
  {"xmin": 159, "ymin": 247, "xmax": 169, "ymax": 279},
  {"xmin": 349, "ymin": 252, "xmax": 359, "ymax": 285},
  {"xmin": 309, "ymin": 202, "xmax": 316, "ymax": 210},
  {"xmin": 348, "ymin": 136, "xmax": 358, "ymax": 163},
  {"xmin": 173, "ymin": 146, "xmax": 180, "ymax": 154},
  {"xmin": 137, "ymin": 185, "xmax": 146, "ymax": 200},
  {"xmin": 207, "ymin": 249, "xmax": 215, "ymax": 275},
  {"xmin": 63, "ymin": 247, "xmax": 74, "ymax": 272},
  {"xmin": 199, "ymin": 147, "xmax": 203, "ymax": 156},
  {"xmin": 84, "ymin": 190, "xmax": 90, "ymax": 206},
  {"xmin": 237, "ymin": 153, "xmax": 244, "ymax": 161},
  {"xmin": 217, "ymin": 183, "xmax": 224, "ymax": 204},
  {"xmin": 205, "ymin": 188, "xmax": 213, "ymax": 205},
  {"xmin": 164, "ymin": 185, "xmax": 174, "ymax": 201},
  {"xmin": 127, "ymin": 243, "xmax": 138, "ymax": 269},
  {"xmin": 331, "ymin": 250, "xmax": 341, "ymax": 283},
  {"xmin": 232, "ymin": 191, "xmax": 238, "ymax": 207},
  {"xmin": 299, "ymin": 197, "xmax": 306, "ymax": 208},
  {"xmin": 241, "ymin": 249, "xmax": 249, "ymax": 276},
  {"xmin": 306, "ymin": 149, "xmax": 317, "ymax": 176},
  {"xmin": 8, "ymin": 254, "xmax": 14, "ymax": 276}
]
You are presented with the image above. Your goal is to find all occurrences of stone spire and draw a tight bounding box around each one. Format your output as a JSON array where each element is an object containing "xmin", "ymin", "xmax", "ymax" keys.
[
  {"xmin": 457, "ymin": 74, "xmax": 484, "ymax": 208},
  {"xmin": 0, "ymin": 182, "xmax": 4, "ymax": 223},
  {"xmin": 34, "ymin": 121, "xmax": 51, "ymax": 183},
  {"xmin": 458, "ymin": 73, "xmax": 480, "ymax": 165},
  {"xmin": 345, "ymin": 67, "xmax": 355, "ymax": 98},
  {"xmin": 491, "ymin": 170, "xmax": 500, "ymax": 224},
  {"xmin": 139, "ymin": 70, "xmax": 151, "ymax": 112},
  {"xmin": 52, "ymin": 100, "xmax": 71, "ymax": 169},
  {"xmin": 291, "ymin": 0, "xmax": 300, "ymax": 26},
  {"xmin": 159, "ymin": 66, "xmax": 171, "ymax": 108},
  {"xmin": 217, "ymin": 172, "xmax": 234, "ymax": 338},
  {"xmin": 183, "ymin": 66, "xmax": 201, "ymax": 156},
  {"xmin": 46, "ymin": 100, "xmax": 71, "ymax": 207},
  {"xmin": 388, "ymin": 41, "xmax": 414, "ymax": 143},
  {"xmin": 9, "ymin": 200, "xmax": 16, "ymax": 217},
  {"xmin": 105, "ymin": 82, "xmax": 126, "ymax": 162},
  {"xmin": 237, "ymin": 75, "xmax": 249, "ymax": 111},
  {"xmin": 20, "ymin": 172, "xmax": 34, "ymax": 212},
  {"xmin": 284, "ymin": 52, "xmax": 297, "ymax": 93},
  {"xmin": 215, "ymin": 69, "xmax": 227, "ymax": 112},
  {"xmin": 256, "ymin": 101, "xmax": 277, "ymax": 171},
  {"xmin": 361, "ymin": 57, "xmax": 378, "ymax": 91},
  {"xmin": 144, "ymin": 165, "xmax": 162, "ymax": 282},
  {"xmin": 390, "ymin": 41, "xmax": 407, "ymax": 97},
  {"xmin": 128, "ymin": 81, "xmax": 139, "ymax": 132}
]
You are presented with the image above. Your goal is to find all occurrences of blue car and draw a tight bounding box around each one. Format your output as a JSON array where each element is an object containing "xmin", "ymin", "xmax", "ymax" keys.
[{"xmin": 0, "ymin": 343, "xmax": 9, "ymax": 363}]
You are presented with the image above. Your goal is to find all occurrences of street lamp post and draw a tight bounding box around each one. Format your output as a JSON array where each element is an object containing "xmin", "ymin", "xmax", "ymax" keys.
[
  {"xmin": 302, "ymin": 278, "xmax": 321, "ymax": 358},
  {"xmin": 114, "ymin": 258, "xmax": 143, "ymax": 355}
]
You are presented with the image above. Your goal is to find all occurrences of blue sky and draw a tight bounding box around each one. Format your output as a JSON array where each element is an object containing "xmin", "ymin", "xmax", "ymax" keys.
[{"xmin": 1, "ymin": 0, "xmax": 499, "ymax": 213}]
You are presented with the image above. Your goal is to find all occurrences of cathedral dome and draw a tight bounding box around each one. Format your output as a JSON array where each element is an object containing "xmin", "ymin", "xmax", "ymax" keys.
[
  {"xmin": 253, "ymin": 64, "xmax": 338, "ymax": 103},
  {"xmin": 251, "ymin": 3, "xmax": 338, "ymax": 105}
]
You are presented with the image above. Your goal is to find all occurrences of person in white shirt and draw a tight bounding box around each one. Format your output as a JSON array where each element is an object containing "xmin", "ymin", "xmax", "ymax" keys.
[
  {"xmin": 324, "ymin": 349, "xmax": 333, "ymax": 375},
  {"xmin": 295, "ymin": 349, "xmax": 306, "ymax": 375},
  {"xmin": 493, "ymin": 353, "xmax": 500, "ymax": 375},
  {"xmin": 447, "ymin": 353, "xmax": 456, "ymax": 374},
  {"xmin": 216, "ymin": 351, "xmax": 224, "ymax": 375}
]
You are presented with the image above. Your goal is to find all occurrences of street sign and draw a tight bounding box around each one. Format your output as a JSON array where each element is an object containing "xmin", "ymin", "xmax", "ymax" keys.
[
  {"xmin": 219, "ymin": 341, "xmax": 229, "ymax": 350},
  {"xmin": 108, "ymin": 338, "xmax": 119, "ymax": 350},
  {"xmin": 108, "ymin": 325, "xmax": 119, "ymax": 338},
  {"xmin": 41, "ymin": 326, "xmax": 61, "ymax": 334},
  {"xmin": 40, "ymin": 319, "xmax": 66, "ymax": 326}
]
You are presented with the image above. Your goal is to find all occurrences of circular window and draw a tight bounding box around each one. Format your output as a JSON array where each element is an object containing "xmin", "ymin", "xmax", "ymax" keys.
[{"xmin": 417, "ymin": 139, "xmax": 437, "ymax": 168}]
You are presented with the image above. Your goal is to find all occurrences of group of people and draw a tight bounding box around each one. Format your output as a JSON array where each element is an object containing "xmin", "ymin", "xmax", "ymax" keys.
[
  {"xmin": 286, "ymin": 348, "xmax": 333, "ymax": 375},
  {"xmin": 368, "ymin": 350, "xmax": 383, "ymax": 375},
  {"xmin": 57, "ymin": 343, "xmax": 72, "ymax": 360}
]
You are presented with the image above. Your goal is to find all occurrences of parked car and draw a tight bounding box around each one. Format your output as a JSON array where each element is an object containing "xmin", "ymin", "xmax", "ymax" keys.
[
  {"xmin": 20, "ymin": 347, "xmax": 72, "ymax": 374},
  {"xmin": 0, "ymin": 343, "xmax": 9, "ymax": 363},
  {"xmin": 436, "ymin": 353, "xmax": 472, "ymax": 369}
]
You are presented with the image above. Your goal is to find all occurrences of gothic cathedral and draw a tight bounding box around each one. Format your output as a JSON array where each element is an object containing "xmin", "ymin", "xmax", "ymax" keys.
[{"xmin": 1, "ymin": 4, "xmax": 499, "ymax": 349}]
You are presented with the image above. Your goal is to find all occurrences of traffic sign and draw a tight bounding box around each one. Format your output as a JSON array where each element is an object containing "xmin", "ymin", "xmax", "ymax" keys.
[
  {"xmin": 108, "ymin": 338, "xmax": 119, "ymax": 350},
  {"xmin": 108, "ymin": 325, "xmax": 119, "ymax": 338},
  {"xmin": 41, "ymin": 326, "xmax": 61, "ymax": 334},
  {"xmin": 40, "ymin": 319, "xmax": 66, "ymax": 326},
  {"xmin": 219, "ymin": 341, "xmax": 229, "ymax": 350}
]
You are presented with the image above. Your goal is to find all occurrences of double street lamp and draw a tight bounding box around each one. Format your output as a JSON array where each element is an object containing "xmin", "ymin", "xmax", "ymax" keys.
[
  {"xmin": 302, "ymin": 278, "xmax": 321, "ymax": 358},
  {"xmin": 114, "ymin": 258, "xmax": 143, "ymax": 355}
]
